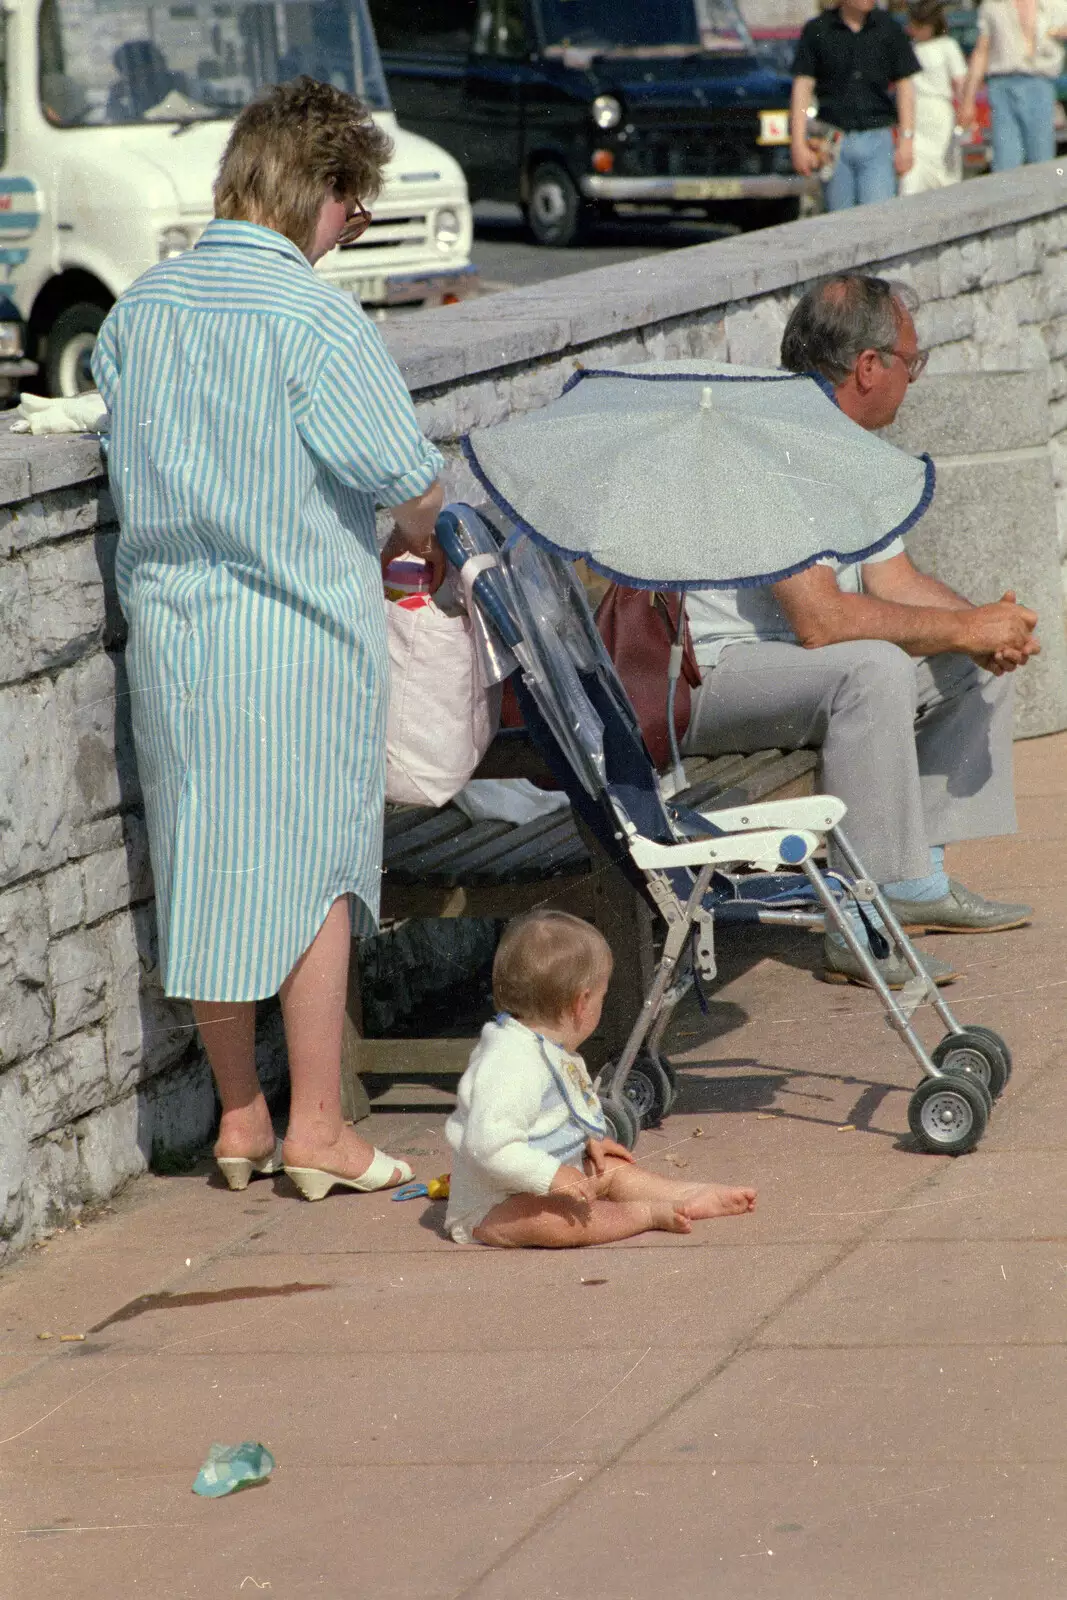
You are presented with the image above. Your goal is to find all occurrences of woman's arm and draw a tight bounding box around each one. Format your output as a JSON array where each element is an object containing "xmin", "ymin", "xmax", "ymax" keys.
[
  {"xmin": 959, "ymin": 31, "xmax": 989, "ymax": 125},
  {"xmin": 381, "ymin": 480, "xmax": 447, "ymax": 587},
  {"xmin": 894, "ymin": 77, "xmax": 917, "ymax": 175},
  {"xmin": 299, "ymin": 323, "xmax": 444, "ymax": 511}
]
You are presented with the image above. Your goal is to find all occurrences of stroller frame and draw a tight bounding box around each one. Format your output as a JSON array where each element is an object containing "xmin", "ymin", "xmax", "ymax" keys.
[{"xmin": 437, "ymin": 505, "xmax": 1013, "ymax": 1157}]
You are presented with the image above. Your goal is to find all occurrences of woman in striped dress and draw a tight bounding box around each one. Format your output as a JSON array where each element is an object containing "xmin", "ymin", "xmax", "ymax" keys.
[{"xmin": 92, "ymin": 79, "xmax": 445, "ymax": 1200}]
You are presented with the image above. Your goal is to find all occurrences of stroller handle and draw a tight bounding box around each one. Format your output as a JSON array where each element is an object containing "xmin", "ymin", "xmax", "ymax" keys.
[{"xmin": 436, "ymin": 506, "xmax": 524, "ymax": 652}]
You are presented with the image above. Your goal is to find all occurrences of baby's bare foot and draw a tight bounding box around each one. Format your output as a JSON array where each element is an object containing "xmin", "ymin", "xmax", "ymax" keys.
[
  {"xmin": 650, "ymin": 1202, "xmax": 693, "ymax": 1234},
  {"xmin": 678, "ymin": 1184, "xmax": 757, "ymax": 1221}
]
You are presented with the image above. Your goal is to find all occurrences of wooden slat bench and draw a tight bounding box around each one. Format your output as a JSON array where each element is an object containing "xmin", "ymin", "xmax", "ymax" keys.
[{"xmin": 339, "ymin": 744, "xmax": 818, "ymax": 1116}]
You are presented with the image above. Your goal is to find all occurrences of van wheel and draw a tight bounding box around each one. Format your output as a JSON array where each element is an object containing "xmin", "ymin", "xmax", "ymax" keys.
[
  {"xmin": 739, "ymin": 198, "xmax": 803, "ymax": 231},
  {"xmin": 45, "ymin": 303, "xmax": 106, "ymax": 397},
  {"xmin": 525, "ymin": 162, "xmax": 588, "ymax": 247}
]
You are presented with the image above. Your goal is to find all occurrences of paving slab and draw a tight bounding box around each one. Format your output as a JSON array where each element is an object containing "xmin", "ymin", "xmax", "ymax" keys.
[
  {"xmin": 56, "ymin": 1240, "xmax": 832, "ymax": 1355},
  {"xmin": 628, "ymin": 1344, "xmax": 1067, "ymax": 1466},
  {"xmin": 463, "ymin": 1462, "xmax": 1067, "ymax": 1600},
  {"xmin": 2, "ymin": 1464, "xmax": 580, "ymax": 1600},
  {"xmin": 0, "ymin": 1344, "xmax": 730, "ymax": 1471},
  {"xmin": 4, "ymin": 732, "xmax": 1067, "ymax": 1597},
  {"xmin": 758, "ymin": 1239, "xmax": 1067, "ymax": 1348}
]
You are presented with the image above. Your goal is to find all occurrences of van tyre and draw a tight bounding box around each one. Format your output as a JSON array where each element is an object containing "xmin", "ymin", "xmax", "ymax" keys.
[
  {"xmin": 739, "ymin": 198, "xmax": 803, "ymax": 231},
  {"xmin": 525, "ymin": 162, "xmax": 588, "ymax": 247},
  {"xmin": 45, "ymin": 303, "xmax": 106, "ymax": 398}
]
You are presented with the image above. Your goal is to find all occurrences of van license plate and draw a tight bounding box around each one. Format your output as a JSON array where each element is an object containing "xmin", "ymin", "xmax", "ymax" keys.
[
  {"xmin": 673, "ymin": 178, "xmax": 743, "ymax": 200},
  {"xmin": 758, "ymin": 110, "xmax": 790, "ymax": 145}
]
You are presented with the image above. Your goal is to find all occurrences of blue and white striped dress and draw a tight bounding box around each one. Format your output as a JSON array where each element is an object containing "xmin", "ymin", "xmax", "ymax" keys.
[{"xmin": 92, "ymin": 219, "xmax": 443, "ymax": 1000}]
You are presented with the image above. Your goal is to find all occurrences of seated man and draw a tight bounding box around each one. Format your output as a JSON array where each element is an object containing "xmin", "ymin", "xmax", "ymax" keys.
[{"xmin": 684, "ymin": 273, "xmax": 1037, "ymax": 988}]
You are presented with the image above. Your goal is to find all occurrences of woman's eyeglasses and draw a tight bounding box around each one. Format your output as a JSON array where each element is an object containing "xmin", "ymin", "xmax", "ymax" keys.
[{"xmin": 339, "ymin": 198, "xmax": 372, "ymax": 247}]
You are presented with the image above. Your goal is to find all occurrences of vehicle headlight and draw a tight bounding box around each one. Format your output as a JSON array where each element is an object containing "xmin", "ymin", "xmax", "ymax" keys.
[
  {"xmin": 591, "ymin": 94, "xmax": 623, "ymax": 130},
  {"xmin": 433, "ymin": 208, "xmax": 462, "ymax": 253},
  {"xmin": 0, "ymin": 321, "xmax": 24, "ymax": 358},
  {"xmin": 157, "ymin": 225, "xmax": 194, "ymax": 261}
]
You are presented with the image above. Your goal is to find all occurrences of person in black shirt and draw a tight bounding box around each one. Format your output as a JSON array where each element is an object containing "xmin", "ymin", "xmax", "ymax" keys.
[{"xmin": 790, "ymin": 0, "xmax": 921, "ymax": 209}]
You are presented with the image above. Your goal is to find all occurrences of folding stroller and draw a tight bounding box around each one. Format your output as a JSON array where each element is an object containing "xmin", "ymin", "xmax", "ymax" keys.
[{"xmin": 437, "ymin": 503, "xmax": 1013, "ymax": 1158}]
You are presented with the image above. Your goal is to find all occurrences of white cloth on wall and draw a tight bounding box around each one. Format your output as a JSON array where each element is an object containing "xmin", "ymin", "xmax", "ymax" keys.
[{"xmin": 9, "ymin": 391, "xmax": 109, "ymax": 434}]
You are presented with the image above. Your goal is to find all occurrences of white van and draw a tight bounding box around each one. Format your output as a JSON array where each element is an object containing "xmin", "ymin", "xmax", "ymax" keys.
[{"xmin": 0, "ymin": 0, "xmax": 475, "ymax": 395}]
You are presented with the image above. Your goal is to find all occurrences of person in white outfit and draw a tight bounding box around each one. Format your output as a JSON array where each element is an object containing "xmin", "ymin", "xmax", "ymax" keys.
[
  {"xmin": 444, "ymin": 911, "xmax": 757, "ymax": 1248},
  {"xmin": 899, "ymin": 0, "xmax": 969, "ymax": 194}
]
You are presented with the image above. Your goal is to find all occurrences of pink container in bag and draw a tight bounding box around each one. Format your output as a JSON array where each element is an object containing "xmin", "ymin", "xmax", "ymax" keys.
[{"xmin": 384, "ymin": 554, "xmax": 433, "ymax": 603}]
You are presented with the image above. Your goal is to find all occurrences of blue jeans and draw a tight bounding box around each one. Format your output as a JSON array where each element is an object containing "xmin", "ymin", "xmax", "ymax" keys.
[
  {"xmin": 987, "ymin": 74, "xmax": 1056, "ymax": 170},
  {"xmin": 823, "ymin": 126, "xmax": 897, "ymax": 211}
]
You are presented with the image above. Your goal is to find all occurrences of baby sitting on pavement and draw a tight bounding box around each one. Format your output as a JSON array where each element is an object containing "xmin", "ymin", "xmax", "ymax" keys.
[{"xmin": 444, "ymin": 910, "xmax": 756, "ymax": 1248}]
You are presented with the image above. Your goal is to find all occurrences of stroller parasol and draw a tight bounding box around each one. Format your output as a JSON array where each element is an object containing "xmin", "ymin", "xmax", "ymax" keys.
[
  {"xmin": 463, "ymin": 359, "xmax": 934, "ymax": 591},
  {"xmin": 464, "ymin": 359, "xmax": 936, "ymax": 788}
]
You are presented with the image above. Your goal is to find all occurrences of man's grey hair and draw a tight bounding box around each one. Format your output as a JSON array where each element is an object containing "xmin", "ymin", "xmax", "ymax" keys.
[{"xmin": 780, "ymin": 274, "xmax": 919, "ymax": 384}]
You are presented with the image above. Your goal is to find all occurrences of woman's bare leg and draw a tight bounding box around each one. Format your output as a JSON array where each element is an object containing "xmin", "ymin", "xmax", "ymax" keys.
[
  {"xmin": 473, "ymin": 1192, "xmax": 692, "ymax": 1249},
  {"xmin": 278, "ymin": 897, "xmax": 402, "ymax": 1183},
  {"xmin": 594, "ymin": 1156, "xmax": 757, "ymax": 1220},
  {"xmin": 193, "ymin": 999, "xmax": 275, "ymax": 1162}
]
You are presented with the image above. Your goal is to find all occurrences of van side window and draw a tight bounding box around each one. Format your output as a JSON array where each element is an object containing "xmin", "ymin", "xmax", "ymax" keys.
[
  {"xmin": 38, "ymin": 0, "xmax": 92, "ymax": 126},
  {"xmin": 473, "ymin": 0, "xmax": 528, "ymax": 58},
  {"xmin": 373, "ymin": 0, "xmax": 477, "ymax": 54}
]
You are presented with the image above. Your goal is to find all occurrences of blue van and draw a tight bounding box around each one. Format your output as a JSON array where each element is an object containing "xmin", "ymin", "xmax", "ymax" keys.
[{"xmin": 370, "ymin": 0, "xmax": 819, "ymax": 244}]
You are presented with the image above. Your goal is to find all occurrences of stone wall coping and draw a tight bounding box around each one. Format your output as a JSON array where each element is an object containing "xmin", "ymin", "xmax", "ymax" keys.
[
  {"xmin": 383, "ymin": 164, "xmax": 1067, "ymax": 394},
  {"xmin": 0, "ymin": 163, "xmax": 1063, "ymax": 510},
  {"xmin": 0, "ymin": 431, "xmax": 104, "ymax": 510}
]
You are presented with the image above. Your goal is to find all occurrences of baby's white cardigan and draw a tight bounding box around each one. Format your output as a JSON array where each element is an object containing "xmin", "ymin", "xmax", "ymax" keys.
[{"xmin": 444, "ymin": 1016, "xmax": 602, "ymax": 1238}]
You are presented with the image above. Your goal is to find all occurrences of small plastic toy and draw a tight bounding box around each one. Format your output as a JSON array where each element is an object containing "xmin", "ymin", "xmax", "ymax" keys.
[{"xmin": 391, "ymin": 1175, "xmax": 450, "ymax": 1202}]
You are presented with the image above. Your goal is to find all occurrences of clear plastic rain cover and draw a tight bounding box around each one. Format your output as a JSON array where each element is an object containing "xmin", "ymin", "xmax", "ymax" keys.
[{"xmin": 498, "ymin": 533, "xmax": 608, "ymax": 796}]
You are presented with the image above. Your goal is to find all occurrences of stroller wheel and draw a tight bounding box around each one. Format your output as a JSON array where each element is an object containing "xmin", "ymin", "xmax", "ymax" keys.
[
  {"xmin": 932, "ymin": 1029, "xmax": 1011, "ymax": 1100},
  {"xmin": 961, "ymin": 1025, "xmax": 1011, "ymax": 1073},
  {"xmin": 908, "ymin": 1073, "xmax": 991, "ymax": 1155},
  {"xmin": 621, "ymin": 1055, "xmax": 675, "ymax": 1129},
  {"xmin": 657, "ymin": 1055, "xmax": 680, "ymax": 1113},
  {"xmin": 600, "ymin": 1092, "xmax": 640, "ymax": 1151}
]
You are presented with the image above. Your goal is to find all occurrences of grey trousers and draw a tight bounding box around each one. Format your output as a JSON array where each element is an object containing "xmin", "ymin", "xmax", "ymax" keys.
[{"xmin": 682, "ymin": 640, "xmax": 1017, "ymax": 884}]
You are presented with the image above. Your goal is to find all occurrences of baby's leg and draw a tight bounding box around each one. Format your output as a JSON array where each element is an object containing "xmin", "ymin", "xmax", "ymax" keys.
[
  {"xmin": 472, "ymin": 1192, "xmax": 692, "ymax": 1249},
  {"xmin": 592, "ymin": 1156, "xmax": 757, "ymax": 1221}
]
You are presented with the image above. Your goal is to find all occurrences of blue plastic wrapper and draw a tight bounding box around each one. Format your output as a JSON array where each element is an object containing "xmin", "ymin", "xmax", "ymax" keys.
[{"xmin": 192, "ymin": 1441, "xmax": 275, "ymax": 1498}]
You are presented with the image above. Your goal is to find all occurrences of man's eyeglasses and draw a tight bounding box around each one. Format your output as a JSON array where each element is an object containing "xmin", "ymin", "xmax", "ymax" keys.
[
  {"xmin": 882, "ymin": 345, "xmax": 929, "ymax": 383},
  {"xmin": 339, "ymin": 198, "xmax": 372, "ymax": 246}
]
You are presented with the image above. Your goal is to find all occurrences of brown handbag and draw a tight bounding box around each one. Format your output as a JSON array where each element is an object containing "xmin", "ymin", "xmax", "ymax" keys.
[{"xmin": 594, "ymin": 585, "xmax": 703, "ymax": 772}]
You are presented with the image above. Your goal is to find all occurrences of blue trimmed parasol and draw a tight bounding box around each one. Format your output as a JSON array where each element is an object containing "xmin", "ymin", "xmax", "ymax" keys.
[{"xmin": 462, "ymin": 360, "xmax": 933, "ymax": 591}]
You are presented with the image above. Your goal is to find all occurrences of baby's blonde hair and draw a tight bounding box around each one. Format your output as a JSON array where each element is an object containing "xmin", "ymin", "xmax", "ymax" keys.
[{"xmin": 493, "ymin": 912, "xmax": 613, "ymax": 1024}]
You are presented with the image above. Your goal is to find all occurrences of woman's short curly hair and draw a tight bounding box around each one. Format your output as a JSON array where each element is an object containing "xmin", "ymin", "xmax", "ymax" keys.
[{"xmin": 214, "ymin": 76, "xmax": 392, "ymax": 254}]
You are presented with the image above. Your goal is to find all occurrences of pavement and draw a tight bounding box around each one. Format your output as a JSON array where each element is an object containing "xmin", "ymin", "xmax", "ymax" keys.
[{"xmin": 3, "ymin": 731, "xmax": 1067, "ymax": 1600}]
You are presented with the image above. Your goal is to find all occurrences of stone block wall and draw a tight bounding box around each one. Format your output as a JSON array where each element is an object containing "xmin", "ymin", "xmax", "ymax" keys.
[
  {"xmin": 2, "ymin": 163, "xmax": 1066, "ymax": 1262},
  {"xmin": 0, "ymin": 438, "xmax": 285, "ymax": 1264}
]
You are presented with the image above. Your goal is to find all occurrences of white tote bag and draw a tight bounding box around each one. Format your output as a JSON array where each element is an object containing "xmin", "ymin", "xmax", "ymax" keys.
[{"xmin": 385, "ymin": 597, "xmax": 501, "ymax": 808}]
